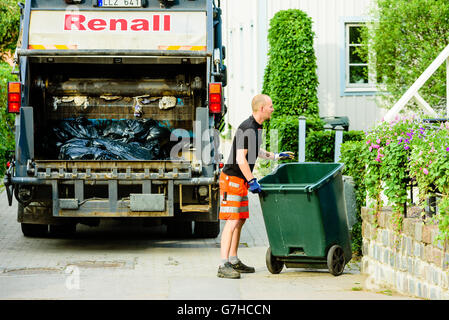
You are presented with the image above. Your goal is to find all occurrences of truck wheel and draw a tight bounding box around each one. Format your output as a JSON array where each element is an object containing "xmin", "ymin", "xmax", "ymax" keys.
[
  {"xmin": 194, "ymin": 221, "xmax": 220, "ymax": 238},
  {"xmin": 49, "ymin": 224, "xmax": 77, "ymax": 237},
  {"xmin": 21, "ymin": 223, "xmax": 48, "ymax": 237},
  {"xmin": 327, "ymin": 245, "xmax": 346, "ymax": 276},
  {"xmin": 266, "ymin": 247, "xmax": 283, "ymax": 274},
  {"xmin": 166, "ymin": 221, "xmax": 192, "ymax": 238}
]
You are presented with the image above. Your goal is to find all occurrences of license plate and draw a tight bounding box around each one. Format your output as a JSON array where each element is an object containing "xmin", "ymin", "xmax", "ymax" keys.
[{"xmin": 98, "ymin": 0, "xmax": 142, "ymax": 8}]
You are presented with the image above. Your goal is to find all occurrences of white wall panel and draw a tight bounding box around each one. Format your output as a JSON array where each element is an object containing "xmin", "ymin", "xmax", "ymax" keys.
[{"xmin": 221, "ymin": 0, "xmax": 386, "ymax": 131}]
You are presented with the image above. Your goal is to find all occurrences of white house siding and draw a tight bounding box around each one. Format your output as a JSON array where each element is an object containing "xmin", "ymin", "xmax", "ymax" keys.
[{"xmin": 221, "ymin": 0, "xmax": 387, "ymax": 132}]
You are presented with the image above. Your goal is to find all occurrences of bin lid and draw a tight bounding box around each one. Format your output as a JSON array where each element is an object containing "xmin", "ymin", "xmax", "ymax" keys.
[
  {"xmin": 259, "ymin": 162, "xmax": 344, "ymax": 192},
  {"xmin": 320, "ymin": 116, "xmax": 349, "ymax": 130}
]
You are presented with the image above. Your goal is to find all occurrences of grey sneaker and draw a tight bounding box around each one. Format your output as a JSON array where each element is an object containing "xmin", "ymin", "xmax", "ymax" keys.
[
  {"xmin": 217, "ymin": 262, "xmax": 241, "ymax": 279},
  {"xmin": 231, "ymin": 261, "xmax": 255, "ymax": 273}
]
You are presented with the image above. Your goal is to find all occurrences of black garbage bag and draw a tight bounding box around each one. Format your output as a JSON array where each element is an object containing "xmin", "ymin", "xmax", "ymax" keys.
[
  {"xmin": 58, "ymin": 138, "xmax": 96, "ymax": 160},
  {"xmin": 50, "ymin": 117, "xmax": 175, "ymax": 160},
  {"xmin": 101, "ymin": 119, "xmax": 160, "ymax": 144},
  {"xmin": 91, "ymin": 139, "xmax": 155, "ymax": 160},
  {"xmin": 54, "ymin": 117, "xmax": 99, "ymax": 141},
  {"xmin": 146, "ymin": 122, "xmax": 171, "ymax": 141}
]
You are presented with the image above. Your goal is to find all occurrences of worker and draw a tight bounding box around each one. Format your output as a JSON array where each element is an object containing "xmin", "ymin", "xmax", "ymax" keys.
[{"xmin": 217, "ymin": 94, "xmax": 294, "ymax": 279}]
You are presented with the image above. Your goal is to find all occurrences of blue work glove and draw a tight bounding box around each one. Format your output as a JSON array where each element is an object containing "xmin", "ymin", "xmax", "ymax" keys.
[
  {"xmin": 274, "ymin": 151, "xmax": 295, "ymax": 160},
  {"xmin": 248, "ymin": 178, "xmax": 262, "ymax": 194}
]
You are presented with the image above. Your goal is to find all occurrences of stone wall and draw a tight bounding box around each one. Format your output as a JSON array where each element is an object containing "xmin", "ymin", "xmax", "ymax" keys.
[{"xmin": 361, "ymin": 207, "xmax": 449, "ymax": 299}]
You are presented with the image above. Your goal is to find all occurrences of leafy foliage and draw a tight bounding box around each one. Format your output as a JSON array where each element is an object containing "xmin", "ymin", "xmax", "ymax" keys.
[
  {"xmin": 0, "ymin": 61, "xmax": 17, "ymax": 178},
  {"xmin": 305, "ymin": 130, "xmax": 364, "ymax": 163},
  {"xmin": 344, "ymin": 115, "xmax": 449, "ymax": 243},
  {"xmin": 340, "ymin": 140, "xmax": 366, "ymax": 255},
  {"xmin": 0, "ymin": 0, "xmax": 22, "ymax": 58},
  {"xmin": 363, "ymin": 0, "xmax": 449, "ymax": 112},
  {"xmin": 262, "ymin": 9, "xmax": 319, "ymax": 118},
  {"xmin": 262, "ymin": 9, "xmax": 320, "ymax": 157}
]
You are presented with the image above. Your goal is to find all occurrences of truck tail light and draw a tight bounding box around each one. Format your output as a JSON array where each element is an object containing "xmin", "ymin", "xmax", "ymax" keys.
[
  {"xmin": 7, "ymin": 82, "xmax": 21, "ymax": 114},
  {"xmin": 209, "ymin": 83, "xmax": 222, "ymax": 114}
]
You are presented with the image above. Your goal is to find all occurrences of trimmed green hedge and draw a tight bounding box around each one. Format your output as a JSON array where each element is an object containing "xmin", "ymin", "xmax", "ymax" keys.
[
  {"xmin": 263, "ymin": 9, "xmax": 319, "ymax": 118},
  {"xmin": 267, "ymin": 115, "xmax": 324, "ymax": 156},
  {"xmin": 305, "ymin": 130, "xmax": 364, "ymax": 163},
  {"xmin": 340, "ymin": 140, "xmax": 366, "ymax": 256},
  {"xmin": 262, "ymin": 9, "xmax": 320, "ymax": 154}
]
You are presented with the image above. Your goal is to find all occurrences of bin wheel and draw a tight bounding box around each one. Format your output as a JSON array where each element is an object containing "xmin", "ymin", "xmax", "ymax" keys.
[
  {"xmin": 327, "ymin": 245, "xmax": 345, "ymax": 276},
  {"xmin": 266, "ymin": 247, "xmax": 283, "ymax": 274}
]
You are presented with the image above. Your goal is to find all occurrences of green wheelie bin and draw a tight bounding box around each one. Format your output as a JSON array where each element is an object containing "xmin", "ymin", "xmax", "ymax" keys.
[{"xmin": 259, "ymin": 162, "xmax": 352, "ymax": 276}]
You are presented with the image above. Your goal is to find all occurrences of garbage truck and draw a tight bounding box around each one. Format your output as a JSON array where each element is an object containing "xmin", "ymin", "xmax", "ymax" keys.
[{"xmin": 4, "ymin": 0, "xmax": 227, "ymax": 238}]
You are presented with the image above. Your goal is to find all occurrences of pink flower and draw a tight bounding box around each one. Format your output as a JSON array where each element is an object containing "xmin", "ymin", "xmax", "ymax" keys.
[
  {"xmin": 376, "ymin": 139, "xmax": 381, "ymax": 144},
  {"xmin": 423, "ymin": 168, "xmax": 429, "ymax": 175}
]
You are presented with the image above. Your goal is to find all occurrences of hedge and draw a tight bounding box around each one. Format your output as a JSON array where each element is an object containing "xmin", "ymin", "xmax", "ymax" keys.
[
  {"xmin": 0, "ymin": 61, "xmax": 17, "ymax": 179},
  {"xmin": 262, "ymin": 9, "xmax": 319, "ymax": 118}
]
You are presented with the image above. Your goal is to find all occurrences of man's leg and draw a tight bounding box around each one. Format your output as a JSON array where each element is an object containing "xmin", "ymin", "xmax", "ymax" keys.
[
  {"xmin": 228, "ymin": 218, "xmax": 255, "ymax": 273},
  {"xmin": 220, "ymin": 219, "xmax": 241, "ymax": 261},
  {"xmin": 218, "ymin": 219, "xmax": 241, "ymax": 279},
  {"xmin": 229, "ymin": 219, "xmax": 245, "ymax": 257}
]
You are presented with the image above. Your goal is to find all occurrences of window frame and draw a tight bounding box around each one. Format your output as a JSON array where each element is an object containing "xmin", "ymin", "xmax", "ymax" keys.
[{"xmin": 340, "ymin": 17, "xmax": 377, "ymax": 96}]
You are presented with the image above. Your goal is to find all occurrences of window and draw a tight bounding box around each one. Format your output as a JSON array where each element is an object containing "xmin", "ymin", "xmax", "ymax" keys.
[
  {"xmin": 347, "ymin": 24, "xmax": 368, "ymax": 85},
  {"xmin": 341, "ymin": 20, "xmax": 377, "ymax": 95}
]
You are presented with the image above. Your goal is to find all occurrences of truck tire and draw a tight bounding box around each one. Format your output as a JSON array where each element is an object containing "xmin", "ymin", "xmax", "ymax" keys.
[
  {"xmin": 21, "ymin": 223, "xmax": 48, "ymax": 237},
  {"xmin": 193, "ymin": 221, "xmax": 220, "ymax": 238},
  {"xmin": 166, "ymin": 221, "xmax": 192, "ymax": 238},
  {"xmin": 49, "ymin": 224, "xmax": 77, "ymax": 238}
]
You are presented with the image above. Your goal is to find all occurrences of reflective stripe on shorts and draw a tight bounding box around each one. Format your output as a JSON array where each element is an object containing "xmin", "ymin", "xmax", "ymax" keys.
[
  {"xmin": 219, "ymin": 205, "xmax": 249, "ymax": 213},
  {"xmin": 219, "ymin": 172, "xmax": 249, "ymax": 220}
]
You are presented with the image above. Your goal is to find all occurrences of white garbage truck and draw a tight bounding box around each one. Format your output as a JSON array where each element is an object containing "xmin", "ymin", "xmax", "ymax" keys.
[{"xmin": 4, "ymin": 0, "xmax": 227, "ymax": 238}]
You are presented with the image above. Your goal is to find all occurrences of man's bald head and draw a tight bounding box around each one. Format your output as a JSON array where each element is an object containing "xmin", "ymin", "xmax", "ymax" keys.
[{"xmin": 251, "ymin": 94, "xmax": 271, "ymax": 112}]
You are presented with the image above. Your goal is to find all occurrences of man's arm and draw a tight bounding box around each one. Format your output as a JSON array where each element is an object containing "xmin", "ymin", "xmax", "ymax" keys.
[
  {"xmin": 258, "ymin": 148, "xmax": 275, "ymax": 160},
  {"xmin": 236, "ymin": 149, "xmax": 255, "ymax": 182},
  {"xmin": 237, "ymin": 148, "xmax": 263, "ymax": 194},
  {"xmin": 259, "ymin": 149, "xmax": 296, "ymax": 160}
]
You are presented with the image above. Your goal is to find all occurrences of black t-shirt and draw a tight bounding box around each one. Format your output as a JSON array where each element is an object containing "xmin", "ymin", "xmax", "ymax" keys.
[{"xmin": 222, "ymin": 115, "xmax": 263, "ymax": 182}]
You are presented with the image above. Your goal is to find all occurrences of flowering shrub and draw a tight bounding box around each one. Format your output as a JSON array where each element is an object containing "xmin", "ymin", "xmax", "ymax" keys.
[
  {"xmin": 344, "ymin": 115, "xmax": 449, "ymax": 242},
  {"xmin": 409, "ymin": 121, "xmax": 449, "ymax": 241}
]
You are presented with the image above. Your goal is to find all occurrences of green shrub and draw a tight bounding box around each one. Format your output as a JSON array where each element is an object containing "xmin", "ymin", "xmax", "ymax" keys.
[
  {"xmin": 262, "ymin": 9, "xmax": 320, "ymax": 156},
  {"xmin": 266, "ymin": 115, "xmax": 324, "ymax": 155},
  {"xmin": 305, "ymin": 130, "xmax": 364, "ymax": 163},
  {"xmin": 363, "ymin": 0, "xmax": 449, "ymax": 112},
  {"xmin": 0, "ymin": 0, "xmax": 21, "ymax": 56},
  {"xmin": 340, "ymin": 140, "xmax": 366, "ymax": 255},
  {"xmin": 0, "ymin": 61, "xmax": 17, "ymax": 179},
  {"xmin": 263, "ymin": 9, "xmax": 319, "ymax": 118}
]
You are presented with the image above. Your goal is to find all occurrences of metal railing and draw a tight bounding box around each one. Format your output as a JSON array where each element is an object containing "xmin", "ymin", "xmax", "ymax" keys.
[{"xmin": 383, "ymin": 44, "xmax": 449, "ymax": 121}]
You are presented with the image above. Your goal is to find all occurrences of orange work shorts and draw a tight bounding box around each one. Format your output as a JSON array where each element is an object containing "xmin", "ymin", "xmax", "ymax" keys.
[{"xmin": 218, "ymin": 172, "xmax": 249, "ymax": 220}]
